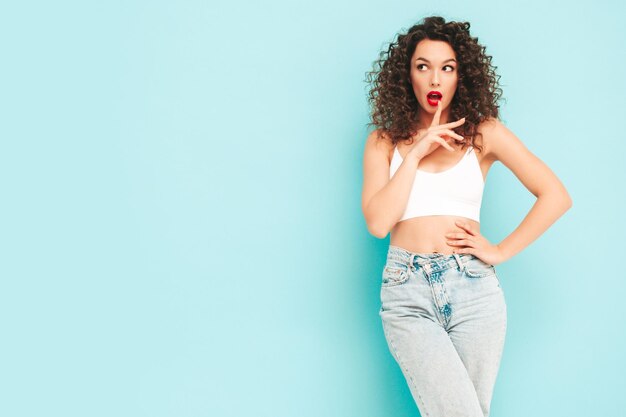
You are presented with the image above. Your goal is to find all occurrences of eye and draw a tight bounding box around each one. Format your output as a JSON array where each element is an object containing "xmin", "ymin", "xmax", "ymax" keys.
[{"xmin": 416, "ymin": 64, "xmax": 456, "ymax": 71}]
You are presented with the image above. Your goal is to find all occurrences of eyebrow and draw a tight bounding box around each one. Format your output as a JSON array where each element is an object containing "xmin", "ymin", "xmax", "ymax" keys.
[{"xmin": 415, "ymin": 57, "xmax": 457, "ymax": 64}]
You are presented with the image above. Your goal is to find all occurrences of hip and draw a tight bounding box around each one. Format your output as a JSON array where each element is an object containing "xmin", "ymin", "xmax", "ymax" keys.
[{"xmin": 380, "ymin": 244, "xmax": 505, "ymax": 309}]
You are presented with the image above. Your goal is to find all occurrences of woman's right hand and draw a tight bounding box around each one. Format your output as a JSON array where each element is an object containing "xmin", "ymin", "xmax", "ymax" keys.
[{"xmin": 407, "ymin": 100, "xmax": 466, "ymax": 160}]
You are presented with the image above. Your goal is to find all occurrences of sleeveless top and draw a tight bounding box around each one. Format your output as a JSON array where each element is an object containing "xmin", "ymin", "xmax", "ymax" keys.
[{"xmin": 389, "ymin": 145, "xmax": 484, "ymax": 222}]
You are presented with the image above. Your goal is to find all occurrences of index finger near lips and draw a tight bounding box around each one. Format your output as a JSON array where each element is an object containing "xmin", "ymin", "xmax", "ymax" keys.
[{"xmin": 429, "ymin": 100, "xmax": 443, "ymax": 127}]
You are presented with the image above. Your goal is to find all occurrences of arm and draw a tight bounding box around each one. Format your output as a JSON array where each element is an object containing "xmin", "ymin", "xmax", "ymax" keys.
[
  {"xmin": 361, "ymin": 130, "xmax": 421, "ymax": 238},
  {"xmin": 484, "ymin": 118, "xmax": 573, "ymax": 262}
]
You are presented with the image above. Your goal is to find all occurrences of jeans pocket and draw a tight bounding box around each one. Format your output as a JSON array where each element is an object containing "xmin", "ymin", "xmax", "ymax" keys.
[
  {"xmin": 463, "ymin": 256, "xmax": 497, "ymax": 279},
  {"xmin": 381, "ymin": 262, "xmax": 410, "ymax": 287}
]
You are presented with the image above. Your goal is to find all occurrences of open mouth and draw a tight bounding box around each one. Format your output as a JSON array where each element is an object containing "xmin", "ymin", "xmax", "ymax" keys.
[{"xmin": 426, "ymin": 91, "xmax": 443, "ymax": 106}]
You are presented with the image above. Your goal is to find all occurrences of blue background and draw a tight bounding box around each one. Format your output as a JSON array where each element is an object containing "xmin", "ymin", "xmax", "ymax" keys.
[{"xmin": 1, "ymin": 1, "xmax": 624, "ymax": 416}]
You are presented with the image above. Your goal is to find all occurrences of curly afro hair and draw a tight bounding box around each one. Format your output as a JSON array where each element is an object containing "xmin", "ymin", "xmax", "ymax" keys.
[{"xmin": 364, "ymin": 15, "xmax": 504, "ymax": 153}]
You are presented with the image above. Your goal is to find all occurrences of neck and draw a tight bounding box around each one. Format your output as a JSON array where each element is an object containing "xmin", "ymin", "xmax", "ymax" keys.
[{"xmin": 415, "ymin": 107, "xmax": 450, "ymax": 129}]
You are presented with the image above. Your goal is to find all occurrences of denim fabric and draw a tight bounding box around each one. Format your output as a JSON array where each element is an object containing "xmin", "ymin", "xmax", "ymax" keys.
[{"xmin": 379, "ymin": 245, "xmax": 507, "ymax": 417}]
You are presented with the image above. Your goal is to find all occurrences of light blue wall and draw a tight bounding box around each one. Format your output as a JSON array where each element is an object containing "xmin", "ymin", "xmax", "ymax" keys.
[{"xmin": 1, "ymin": 1, "xmax": 624, "ymax": 416}]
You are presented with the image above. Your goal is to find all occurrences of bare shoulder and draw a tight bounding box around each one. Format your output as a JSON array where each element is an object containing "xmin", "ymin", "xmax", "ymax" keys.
[
  {"xmin": 362, "ymin": 128, "xmax": 394, "ymax": 211},
  {"xmin": 475, "ymin": 116, "xmax": 500, "ymax": 161},
  {"xmin": 475, "ymin": 116, "xmax": 562, "ymax": 198},
  {"xmin": 364, "ymin": 128, "xmax": 395, "ymax": 163},
  {"xmin": 477, "ymin": 116, "xmax": 528, "ymax": 163}
]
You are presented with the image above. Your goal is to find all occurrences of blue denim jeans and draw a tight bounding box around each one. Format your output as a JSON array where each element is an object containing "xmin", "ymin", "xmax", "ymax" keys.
[{"xmin": 379, "ymin": 245, "xmax": 507, "ymax": 417}]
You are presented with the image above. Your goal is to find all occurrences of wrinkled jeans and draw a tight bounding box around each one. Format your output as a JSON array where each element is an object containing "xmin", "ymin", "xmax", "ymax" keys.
[{"xmin": 379, "ymin": 245, "xmax": 507, "ymax": 417}]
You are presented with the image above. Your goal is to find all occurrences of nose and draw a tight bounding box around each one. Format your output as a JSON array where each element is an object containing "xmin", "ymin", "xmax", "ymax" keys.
[{"xmin": 430, "ymin": 71, "xmax": 440, "ymax": 87}]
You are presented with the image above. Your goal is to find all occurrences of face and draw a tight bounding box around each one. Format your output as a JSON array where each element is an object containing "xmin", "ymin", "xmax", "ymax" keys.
[{"xmin": 409, "ymin": 39, "xmax": 458, "ymax": 117}]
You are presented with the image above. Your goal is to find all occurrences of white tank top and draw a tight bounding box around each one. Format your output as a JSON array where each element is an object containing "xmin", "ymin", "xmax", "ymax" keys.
[{"xmin": 389, "ymin": 145, "xmax": 484, "ymax": 222}]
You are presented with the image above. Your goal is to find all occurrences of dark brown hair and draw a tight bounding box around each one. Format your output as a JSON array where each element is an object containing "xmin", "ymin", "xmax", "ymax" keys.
[{"xmin": 364, "ymin": 15, "xmax": 504, "ymax": 153}]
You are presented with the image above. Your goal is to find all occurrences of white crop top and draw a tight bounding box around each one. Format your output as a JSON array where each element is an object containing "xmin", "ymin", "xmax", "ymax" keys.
[{"xmin": 389, "ymin": 145, "xmax": 484, "ymax": 222}]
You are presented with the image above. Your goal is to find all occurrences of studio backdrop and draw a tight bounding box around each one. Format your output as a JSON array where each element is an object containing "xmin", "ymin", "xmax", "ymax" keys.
[{"xmin": 1, "ymin": 1, "xmax": 624, "ymax": 416}]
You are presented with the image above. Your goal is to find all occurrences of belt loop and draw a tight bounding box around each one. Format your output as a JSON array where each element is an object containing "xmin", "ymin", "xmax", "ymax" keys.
[{"xmin": 453, "ymin": 253, "xmax": 464, "ymax": 272}]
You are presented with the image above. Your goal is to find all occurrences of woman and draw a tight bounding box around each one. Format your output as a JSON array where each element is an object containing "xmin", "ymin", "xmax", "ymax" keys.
[{"xmin": 361, "ymin": 16, "xmax": 572, "ymax": 417}]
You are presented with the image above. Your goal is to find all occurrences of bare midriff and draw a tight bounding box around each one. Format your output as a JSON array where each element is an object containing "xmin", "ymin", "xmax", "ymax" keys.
[{"xmin": 390, "ymin": 216, "xmax": 481, "ymax": 255}]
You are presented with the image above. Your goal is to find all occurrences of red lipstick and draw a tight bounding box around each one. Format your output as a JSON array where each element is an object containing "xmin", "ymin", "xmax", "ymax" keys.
[{"xmin": 426, "ymin": 90, "xmax": 442, "ymax": 107}]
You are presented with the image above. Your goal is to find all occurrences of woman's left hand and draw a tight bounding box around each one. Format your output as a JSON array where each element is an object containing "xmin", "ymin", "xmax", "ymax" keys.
[{"xmin": 445, "ymin": 220, "xmax": 507, "ymax": 265}]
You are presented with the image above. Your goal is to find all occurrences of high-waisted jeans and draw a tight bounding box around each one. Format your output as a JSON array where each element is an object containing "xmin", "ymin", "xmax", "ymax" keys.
[{"xmin": 379, "ymin": 245, "xmax": 507, "ymax": 417}]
